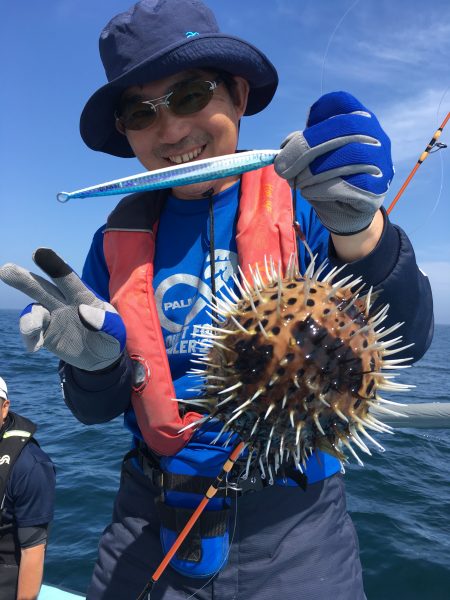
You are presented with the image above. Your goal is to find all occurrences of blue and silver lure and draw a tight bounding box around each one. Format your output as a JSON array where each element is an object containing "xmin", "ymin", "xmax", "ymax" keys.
[{"xmin": 57, "ymin": 149, "xmax": 279, "ymax": 202}]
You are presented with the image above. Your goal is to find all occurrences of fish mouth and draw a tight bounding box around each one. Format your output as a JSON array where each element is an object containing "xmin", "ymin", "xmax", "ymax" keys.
[{"xmin": 165, "ymin": 144, "xmax": 206, "ymax": 165}]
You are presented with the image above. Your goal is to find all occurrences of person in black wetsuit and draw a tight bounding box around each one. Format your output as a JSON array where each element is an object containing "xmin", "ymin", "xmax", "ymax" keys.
[{"xmin": 0, "ymin": 376, "xmax": 56, "ymax": 600}]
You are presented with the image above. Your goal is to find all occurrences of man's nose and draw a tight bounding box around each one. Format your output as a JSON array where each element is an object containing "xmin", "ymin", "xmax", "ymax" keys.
[{"xmin": 154, "ymin": 108, "xmax": 192, "ymax": 145}]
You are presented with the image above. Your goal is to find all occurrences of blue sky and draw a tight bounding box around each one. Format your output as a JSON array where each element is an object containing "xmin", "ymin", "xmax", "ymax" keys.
[{"xmin": 1, "ymin": 0, "xmax": 449, "ymax": 323}]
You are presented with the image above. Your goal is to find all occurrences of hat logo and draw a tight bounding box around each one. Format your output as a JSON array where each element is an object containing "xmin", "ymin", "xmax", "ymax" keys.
[
  {"xmin": 185, "ymin": 31, "xmax": 199, "ymax": 37},
  {"xmin": 0, "ymin": 455, "xmax": 11, "ymax": 465}
]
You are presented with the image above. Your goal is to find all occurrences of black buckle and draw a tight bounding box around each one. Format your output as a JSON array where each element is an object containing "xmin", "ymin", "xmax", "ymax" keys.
[
  {"xmin": 235, "ymin": 474, "xmax": 266, "ymax": 495},
  {"xmin": 225, "ymin": 464, "xmax": 267, "ymax": 495},
  {"xmin": 126, "ymin": 445, "xmax": 163, "ymax": 488},
  {"xmin": 141, "ymin": 457, "xmax": 163, "ymax": 488}
]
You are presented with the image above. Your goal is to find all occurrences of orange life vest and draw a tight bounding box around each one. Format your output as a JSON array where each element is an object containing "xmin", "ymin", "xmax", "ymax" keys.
[{"xmin": 103, "ymin": 165, "xmax": 296, "ymax": 456}]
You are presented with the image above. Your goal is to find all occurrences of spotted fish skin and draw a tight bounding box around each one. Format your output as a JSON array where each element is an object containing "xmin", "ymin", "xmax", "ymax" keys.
[{"xmin": 183, "ymin": 256, "xmax": 413, "ymax": 481}]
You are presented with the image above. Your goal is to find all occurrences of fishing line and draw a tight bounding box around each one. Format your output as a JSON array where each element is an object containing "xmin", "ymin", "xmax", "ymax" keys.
[
  {"xmin": 411, "ymin": 84, "xmax": 450, "ymax": 230},
  {"xmin": 319, "ymin": 0, "xmax": 449, "ymax": 222},
  {"xmin": 407, "ymin": 143, "xmax": 445, "ymax": 235},
  {"xmin": 320, "ymin": 0, "xmax": 362, "ymax": 96}
]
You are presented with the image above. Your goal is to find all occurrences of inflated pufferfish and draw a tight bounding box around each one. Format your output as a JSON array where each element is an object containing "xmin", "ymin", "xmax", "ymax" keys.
[{"xmin": 182, "ymin": 252, "xmax": 413, "ymax": 483}]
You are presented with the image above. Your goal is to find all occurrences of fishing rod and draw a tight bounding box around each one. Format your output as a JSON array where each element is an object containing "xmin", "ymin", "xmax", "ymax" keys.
[
  {"xmin": 136, "ymin": 440, "xmax": 246, "ymax": 600},
  {"xmin": 387, "ymin": 112, "xmax": 450, "ymax": 214}
]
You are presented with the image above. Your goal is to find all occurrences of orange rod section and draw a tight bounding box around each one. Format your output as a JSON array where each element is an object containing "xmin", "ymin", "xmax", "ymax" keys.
[
  {"xmin": 151, "ymin": 440, "xmax": 246, "ymax": 584},
  {"xmin": 387, "ymin": 112, "xmax": 450, "ymax": 214}
]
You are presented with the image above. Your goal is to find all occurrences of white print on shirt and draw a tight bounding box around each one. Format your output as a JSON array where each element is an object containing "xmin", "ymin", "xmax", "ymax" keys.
[
  {"xmin": 154, "ymin": 250, "xmax": 238, "ymax": 352},
  {"xmin": 164, "ymin": 298, "xmax": 194, "ymax": 311},
  {"xmin": 165, "ymin": 323, "xmax": 214, "ymax": 355}
]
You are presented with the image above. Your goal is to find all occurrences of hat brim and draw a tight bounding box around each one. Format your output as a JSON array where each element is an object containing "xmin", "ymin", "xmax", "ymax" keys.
[{"xmin": 80, "ymin": 34, "xmax": 278, "ymax": 157}]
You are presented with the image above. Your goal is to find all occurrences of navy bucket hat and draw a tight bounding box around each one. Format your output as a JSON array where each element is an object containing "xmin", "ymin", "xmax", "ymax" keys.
[{"xmin": 80, "ymin": 0, "xmax": 279, "ymax": 158}]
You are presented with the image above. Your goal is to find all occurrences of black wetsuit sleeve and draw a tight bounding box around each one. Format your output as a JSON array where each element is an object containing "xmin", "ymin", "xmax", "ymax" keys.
[
  {"xmin": 59, "ymin": 226, "xmax": 133, "ymax": 424},
  {"xmin": 59, "ymin": 352, "xmax": 133, "ymax": 424},
  {"xmin": 328, "ymin": 208, "xmax": 434, "ymax": 362}
]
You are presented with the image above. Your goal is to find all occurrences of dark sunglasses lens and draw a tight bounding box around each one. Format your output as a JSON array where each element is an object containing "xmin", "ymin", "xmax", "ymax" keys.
[
  {"xmin": 120, "ymin": 102, "xmax": 157, "ymax": 131},
  {"xmin": 171, "ymin": 81, "xmax": 213, "ymax": 115}
]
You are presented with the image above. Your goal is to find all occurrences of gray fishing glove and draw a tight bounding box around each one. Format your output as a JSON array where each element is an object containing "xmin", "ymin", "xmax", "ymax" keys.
[
  {"xmin": 274, "ymin": 91, "xmax": 394, "ymax": 235},
  {"xmin": 0, "ymin": 248, "xmax": 126, "ymax": 371}
]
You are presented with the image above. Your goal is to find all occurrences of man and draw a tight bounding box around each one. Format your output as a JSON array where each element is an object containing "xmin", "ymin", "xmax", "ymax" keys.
[
  {"xmin": 0, "ymin": 377, "xmax": 56, "ymax": 600},
  {"xmin": 0, "ymin": 1, "xmax": 433, "ymax": 599}
]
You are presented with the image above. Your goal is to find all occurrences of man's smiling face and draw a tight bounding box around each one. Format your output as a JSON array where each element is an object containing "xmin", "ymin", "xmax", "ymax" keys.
[{"xmin": 117, "ymin": 69, "xmax": 249, "ymax": 199}]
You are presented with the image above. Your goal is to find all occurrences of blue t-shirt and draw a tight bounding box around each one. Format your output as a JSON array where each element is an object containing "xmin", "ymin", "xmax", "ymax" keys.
[
  {"xmin": 2, "ymin": 442, "xmax": 56, "ymax": 528},
  {"xmin": 153, "ymin": 183, "xmax": 239, "ymax": 399},
  {"xmin": 82, "ymin": 183, "xmax": 340, "ymax": 483}
]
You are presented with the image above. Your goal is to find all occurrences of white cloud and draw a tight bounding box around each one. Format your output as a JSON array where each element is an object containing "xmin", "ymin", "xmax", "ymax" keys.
[{"xmin": 355, "ymin": 19, "xmax": 450, "ymax": 66}]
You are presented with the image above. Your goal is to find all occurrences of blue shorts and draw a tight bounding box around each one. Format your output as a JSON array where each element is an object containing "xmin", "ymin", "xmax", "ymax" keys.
[{"xmin": 87, "ymin": 460, "xmax": 366, "ymax": 600}]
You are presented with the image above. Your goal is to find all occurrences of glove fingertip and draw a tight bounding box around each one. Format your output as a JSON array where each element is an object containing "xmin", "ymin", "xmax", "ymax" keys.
[
  {"xmin": 19, "ymin": 305, "xmax": 47, "ymax": 352},
  {"xmin": 307, "ymin": 91, "xmax": 369, "ymax": 126},
  {"xmin": 21, "ymin": 332, "xmax": 44, "ymax": 353},
  {"xmin": 0, "ymin": 262, "xmax": 28, "ymax": 285},
  {"xmin": 19, "ymin": 303, "xmax": 50, "ymax": 331},
  {"xmin": 33, "ymin": 248, "xmax": 72, "ymax": 278},
  {"xmin": 78, "ymin": 304, "xmax": 104, "ymax": 332},
  {"xmin": 0, "ymin": 263, "xmax": 15, "ymax": 277},
  {"xmin": 279, "ymin": 130, "xmax": 299, "ymax": 150}
]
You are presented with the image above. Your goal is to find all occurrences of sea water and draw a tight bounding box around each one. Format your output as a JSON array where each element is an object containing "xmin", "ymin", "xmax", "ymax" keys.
[{"xmin": 0, "ymin": 310, "xmax": 448, "ymax": 599}]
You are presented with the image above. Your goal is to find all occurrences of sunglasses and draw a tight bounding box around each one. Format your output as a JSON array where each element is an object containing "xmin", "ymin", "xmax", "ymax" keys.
[{"xmin": 116, "ymin": 77, "xmax": 223, "ymax": 132}]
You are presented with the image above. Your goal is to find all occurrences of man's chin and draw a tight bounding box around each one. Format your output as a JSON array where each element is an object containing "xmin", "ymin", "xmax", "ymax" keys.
[
  {"xmin": 171, "ymin": 181, "xmax": 214, "ymax": 200},
  {"xmin": 171, "ymin": 176, "xmax": 239, "ymax": 200}
]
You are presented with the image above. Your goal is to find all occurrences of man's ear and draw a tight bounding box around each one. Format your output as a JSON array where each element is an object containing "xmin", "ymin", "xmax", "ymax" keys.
[
  {"xmin": 1, "ymin": 399, "xmax": 10, "ymax": 419},
  {"xmin": 115, "ymin": 118, "xmax": 126, "ymax": 135},
  {"xmin": 232, "ymin": 76, "xmax": 250, "ymax": 118}
]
